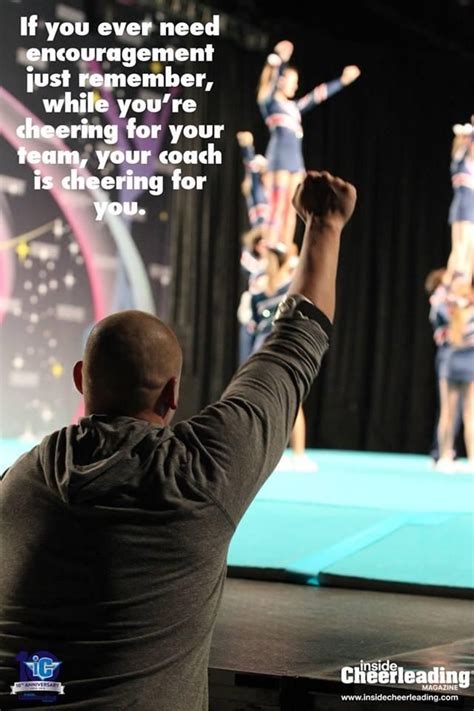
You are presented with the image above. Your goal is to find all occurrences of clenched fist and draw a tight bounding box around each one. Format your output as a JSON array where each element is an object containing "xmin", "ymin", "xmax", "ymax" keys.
[
  {"xmin": 274, "ymin": 40, "xmax": 294, "ymax": 63},
  {"xmin": 292, "ymin": 171, "xmax": 357, "ymax": 229}
]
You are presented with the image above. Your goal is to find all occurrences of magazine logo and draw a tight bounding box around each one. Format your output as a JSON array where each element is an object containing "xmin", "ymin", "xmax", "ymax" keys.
[
  {"xmin": 341, "ymin": 660, "xmax": 471, "ymax": 691},
  {"xmin": 11, "ymin": 650, "xmax": 65, "ymax": 703}
]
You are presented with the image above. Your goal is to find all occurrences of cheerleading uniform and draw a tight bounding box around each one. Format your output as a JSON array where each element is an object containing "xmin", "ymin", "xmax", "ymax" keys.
[
  {"xmin": 240, "ymin": 144, "xmax": 269, "ymax": 227},
  {"xmin": 449, "ymin": 134, "xmax": 474, "ymax": 224},
  {"xmin": 259, "ymin": 61, "xmax": 344, "ymax": 173},
  {"xmin": 250, "ymin": 279, "xmax": 292, "ymax": 352},
  {"xmin": 430, "ymin": 276, "xmax": 474, "ymax": 382}
]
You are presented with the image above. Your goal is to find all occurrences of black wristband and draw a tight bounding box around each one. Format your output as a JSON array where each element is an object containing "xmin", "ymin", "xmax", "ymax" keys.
[{"xmin": 274, "ymin": 295, "xmax": 333, "ymax": 339}]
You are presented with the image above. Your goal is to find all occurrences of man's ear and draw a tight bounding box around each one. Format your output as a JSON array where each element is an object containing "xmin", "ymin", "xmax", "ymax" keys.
[
  {"xmin": 73, "ymin": 361, "xmax": 83, "ymax": 395},
  {"xmin": 155, "ymin": 377, "xmax": 180, "ymax": 420},
  {"xmin": 163, "ymin": 376, "xmax": 179, "ymax": 411}
]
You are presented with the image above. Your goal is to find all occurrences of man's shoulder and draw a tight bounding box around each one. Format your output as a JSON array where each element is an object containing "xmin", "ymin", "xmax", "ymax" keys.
[{"xmin": 1, "ymin": 439, "xmax": 44, "ymax": 485}]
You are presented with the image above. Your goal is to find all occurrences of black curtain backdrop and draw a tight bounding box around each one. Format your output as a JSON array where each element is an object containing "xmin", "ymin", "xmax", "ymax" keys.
[{"xmin": 167, "ymin": 18, "xmax": 473, "ymax": 453}]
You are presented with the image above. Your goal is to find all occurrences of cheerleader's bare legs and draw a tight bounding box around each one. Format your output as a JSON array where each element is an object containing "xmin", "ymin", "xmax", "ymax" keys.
[
  {"xmin": 448, "ymin": 221, "xmax": 474, "ymax": 283},
  {"xmin": 437, "ymin": 378, "xmax": 460, "ymax": 466},
  {"xmin": 446, "ymin": 120, "xmax": 474, "ymax": 284},
  {"xmin": 463, "ymin": 381, "xmax": 474, "ymax": 464},
  {"xmin": 289, "ymin": 406, "xmax": 306, "ymax": 456}
]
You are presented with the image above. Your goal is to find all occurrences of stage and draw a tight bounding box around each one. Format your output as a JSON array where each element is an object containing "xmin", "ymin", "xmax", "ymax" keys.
[
  {"xmin": 228, "ymin": 449, "xmax": 474, "ymax": 598},
  {"xmin": 213, "ymin": 450, "xmax": 474, "ymax": 707},
  {"xmin": 2, "ymin": 442, "xmax": 473, "ymax": 597},
  {"xmin": 210, "ymin": 579, "xmax": 473, "ymax": 710}
]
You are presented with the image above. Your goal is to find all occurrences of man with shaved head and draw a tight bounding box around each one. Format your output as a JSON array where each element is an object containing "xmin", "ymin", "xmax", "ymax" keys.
[
  {"xmin": 77, "ymin": 310, "xmax": 183, "ymax": 420},
  {"xmin": 0, "ymin": 173, "xmax": 356, "ymax": 711}
]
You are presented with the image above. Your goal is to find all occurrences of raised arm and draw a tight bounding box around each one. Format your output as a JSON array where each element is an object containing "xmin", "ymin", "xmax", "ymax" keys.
[
  {"xmin": 257, "ymin": 40, "xmax": 294, "ymax": 106},
  {"xmin": 237, "ymin": 132, "xmax": 269, "ymax": 229},
  {"xmin": 451, "ymin": 121, "xmax": 474, "ymax": 161},
  {"xmin": 297, "ymin": 65, "xmax": 361, "ymax": 114},
  {"xmin": 288, "ymin": 171, "xmax": 357, "ymax": 321},
  {"xmin": 174, "ymin": 172, "xmax": 356, "ymax": 526}
]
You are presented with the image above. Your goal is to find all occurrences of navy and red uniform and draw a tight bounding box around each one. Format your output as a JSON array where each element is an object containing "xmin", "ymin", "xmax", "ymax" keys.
[
  {"xmin": 259, "ymin": 61, "xmax": 345, "ymax": 173},
  {"xmin": 250, "ymin": 280, "xmax": 292, "ymax": 353},
  {"xmin": 238, "ymin": 143, "xmax": 269, "ymax": 362},
  {"xmin": 449, "ymin": 132, "xmax": 474, "ymax": 224},
  {"xmin": 430, "ymin": 275, "xmax": 474, "ymax": 382},
  {"xmin": 240, "ymin": 143, "xmax": 269, "ymax": 227},
  {"xmin": 429, "ymin": 281, "xmax": 452, "ymax": 380},
  {"xmin": 238, "ymin": 143, "xmax": 268, "ymax": 285}
]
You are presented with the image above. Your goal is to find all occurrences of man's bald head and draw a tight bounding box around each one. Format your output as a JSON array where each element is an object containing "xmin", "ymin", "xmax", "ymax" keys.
[{"xmin": 74, "ymin": 311, "xmax": 183, "ymax": 423}]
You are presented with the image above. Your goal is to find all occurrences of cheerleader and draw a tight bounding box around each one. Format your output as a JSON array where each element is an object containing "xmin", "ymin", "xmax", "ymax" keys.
[
  {"xmin": 425, "ymin": 268, "xmax": 458, "ymax": 463},
  {"xmin": 236, "ymin": 131, "xmax": 269, "ymax": 363},
  {"xmin": 257, "ymin": 40, "xmax": 360, "ymax": 247},
  {"xmin": 249, "ymin": 244, "xmax": 316, "ymax": 470},
  {"xmin": 430, "ymin": 271, "xmax": 474, "ymax": 471},
  {"xmin": 447, "ymin": 118, "xmax": 474, "ymax": 284}
]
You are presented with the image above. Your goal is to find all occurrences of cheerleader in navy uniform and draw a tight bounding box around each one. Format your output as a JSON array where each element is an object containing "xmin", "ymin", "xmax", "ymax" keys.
[
  {"xmin": 426, "ymin": 268, "xmax": 456, "ymax": 463},
  {"xmin": 249, "ymin": 244, "xmax": 316, "ymax": 471},
  {"xmin": 236, "ymin": 131, "xmax": 270, "ymax": 363},
  {"xmin": 236, "ymin": 131, "xmax": 269, "ymax": 291},
  {"xmin": 257, "ymin": 40, "xmax": 360, "ymax": 247},
  {"xmin": 447, "ymin": 119, "xmax": 474, "ymax": 283},
  {"xmin": 250, "ymin": 246, "xmax": 292, "ymax": 352},
  {"xmin": 430, "ymin": 271, "xmax": 474, "ymax": 472},
  {"xmin": 237, "ymin": 131, "xmax": 269, "ymax": 232}
]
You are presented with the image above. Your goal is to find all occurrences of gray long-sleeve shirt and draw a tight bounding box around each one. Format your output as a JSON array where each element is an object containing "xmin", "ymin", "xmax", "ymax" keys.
[{"xmin": 0, "ymin": 313, "xmax": 329, "ymax": 710}]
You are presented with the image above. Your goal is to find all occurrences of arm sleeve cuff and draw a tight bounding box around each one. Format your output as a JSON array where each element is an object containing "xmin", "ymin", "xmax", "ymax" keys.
[
  {"xmin": 309, "ymin": 305, "xmax": 333, "ymax": 340},
  {"xmin": 274, "ymin": 295, "xmax": 333, "ymax": 340}
]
